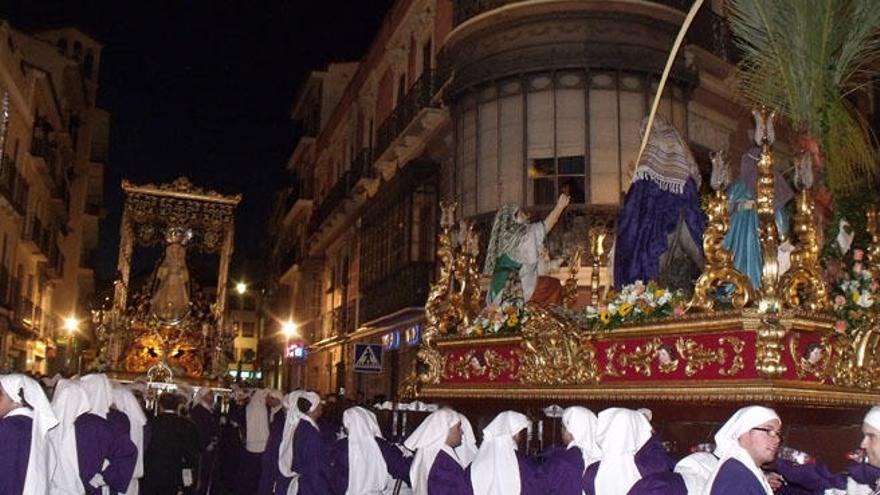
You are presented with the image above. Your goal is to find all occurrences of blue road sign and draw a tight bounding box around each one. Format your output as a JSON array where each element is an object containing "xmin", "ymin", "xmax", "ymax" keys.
[{"xmin": 354, "ymin": 343, "xmax": 383, "ymax": 373}]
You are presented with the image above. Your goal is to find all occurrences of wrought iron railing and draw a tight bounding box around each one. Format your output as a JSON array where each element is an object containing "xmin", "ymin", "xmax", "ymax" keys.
[
  {"xmin": 360, "ymin": 262, "xmax": 432, "ymax": 323},
  {"xmin": 375, "ymin": 69, "xmax": 441, "ymax": 159},
  {"xmin": 0, "ymin": 158, "xmax": 26, "ymax": 215},
  {"xmin": 311, "ymin": 171, "xmax": 352, "ymax": 231},
  {"xmin": 349, "ymin": 147, "xmax": 375, "ymax": 185}
]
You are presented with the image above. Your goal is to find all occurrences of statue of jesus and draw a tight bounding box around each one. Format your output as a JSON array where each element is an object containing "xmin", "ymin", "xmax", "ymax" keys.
[{"xmin": 150, "ymin": 228, "xmax": 192, "ymax": 323}]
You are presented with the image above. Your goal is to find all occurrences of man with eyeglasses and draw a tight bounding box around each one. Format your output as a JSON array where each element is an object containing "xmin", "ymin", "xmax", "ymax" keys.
[{"xmin": 702, "ymin": 405, "xmax": 782, "ymax": 494}]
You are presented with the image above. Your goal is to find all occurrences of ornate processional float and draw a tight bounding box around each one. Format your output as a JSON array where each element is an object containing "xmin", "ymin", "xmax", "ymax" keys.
[{"xmin": 92, "ymin": 177, "xmax": 241, "ymax": 395}]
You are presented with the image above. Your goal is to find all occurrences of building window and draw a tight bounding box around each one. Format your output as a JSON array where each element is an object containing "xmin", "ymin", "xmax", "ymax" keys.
[
  {"xmin": 455, "ymin": 71, "xmax": 687, "ymax": 215},
  {"xmin": 241, "ymin": 321, "xmax": 255, "ymax": 338}
]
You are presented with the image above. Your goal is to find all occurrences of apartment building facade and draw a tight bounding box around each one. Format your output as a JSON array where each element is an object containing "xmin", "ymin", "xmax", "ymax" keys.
[{"xmin": 0, "ymin": 21, "xmax": 106, "ymax": 374}]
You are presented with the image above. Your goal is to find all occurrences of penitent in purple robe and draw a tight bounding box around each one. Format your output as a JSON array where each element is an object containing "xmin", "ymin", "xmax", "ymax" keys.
[
  {"xmin": 427, "ymin": 450, "xmax": 473, "ymax": 495},
  {"xmin": 0, "ymin": 414, "xmax": 31, "ymax": 495},
  {"xmin": 774, "ymin": 460, "xmax": 880, "ymax": 495},
  {"xmin": 628, "ymin": 471, "xmax": 688, "ymax": 495},
  {"xmin": 190, "ymin": 405, "xmax": 220, "ymax": 495},
  {"xmin": 326, "ymin": 436, "xmax": 413, "ymax": 494},
  {"xmin": 218, "ymin": 403, "xmax": 245, "ymax": 492},
  {"xmin": 540, "ymin": 446, "xmax": 587, "ymax": 495},
  {"xmin": 289, "ymin": 420, "xmax": 329, "ymax": 495},
  {"xmin": 258, "ymin": 411, "xmax": 288, "ymax": 495},
  {"xmin": 76, "ymin": 412, "xmax": 139, "ymax": 495},
  {"xmin": 582, "ymin": 435, "xmax": 676, "ymax": 494},
  {"xmin": 709, "ymin": 458, "xmax": 768, "ymax": 495}
]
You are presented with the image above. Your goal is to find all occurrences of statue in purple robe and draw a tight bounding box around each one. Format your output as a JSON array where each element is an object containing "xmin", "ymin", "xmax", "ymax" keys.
[{"xmin": 614, "ymin": 117, "xmax": 706, "ymax": 293}]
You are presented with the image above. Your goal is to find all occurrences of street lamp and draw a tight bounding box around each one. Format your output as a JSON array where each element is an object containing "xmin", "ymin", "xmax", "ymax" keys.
[
  {"xmin": 281, "ymin": 319, "xmax": 298, "ymax": 338},
  {"xmin": 235, "ymin": 282, "xmax": 248, "ymax": 295},
  {"xmin": 281, "ymin": 319, "xmax": 298, "ymax": 391}
]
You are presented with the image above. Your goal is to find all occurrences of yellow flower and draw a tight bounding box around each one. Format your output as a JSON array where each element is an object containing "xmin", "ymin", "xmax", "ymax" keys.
[
  {"xmin": 853, "ymin": 292, "xmax": 861, "ymax": 303},
  {"xmin": 619, "ymin": 302, "xmax": 634, "ymax": 317},
  {"xmin": 600, "ymin": 309, "xmax": 612, "ymax": 324},
  {"xmin": 507, "ymin": 316, "xmax": 519, "ymax": 327},
  {"xmin": 655, "ymin": 289, "xmax": 666, "ymax": 298},
  {"xmin": 474, "ymin": 325, "xmax": 483, "ymax": 336}
]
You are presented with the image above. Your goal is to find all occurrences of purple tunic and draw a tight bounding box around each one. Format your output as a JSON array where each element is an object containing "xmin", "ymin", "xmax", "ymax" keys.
[
  {"xmin": 540, "ymin": 446, "xmax": 586, "ymax": 495},
  {"xmin": 614, "ymin": 177, "xmax": 706, "ymax": 288},
  {"xmin": 217, "ymin": 404, "xmax": 245, "ymax": 492},
  {"xmin": 709, "ymin": 458, "xmax": 767, "ymax": 495},
  {"xmin": 582, "ymin": 435, "xmax": 674, "ymax": 495},
  {"xmin": 628, "ymin": 472, "xmax": 688, "ymax": 495},
  {"xmin": 258, "ymin": 411, "xmax": 288, "ymax": 495},
  {"xmin": 0, "ymin": 414, "xmax": 31, "ymax": 495},
  {"xmin": 75, "ymin": 413, "xmax": 138, "ymax": 495},
  {"xmin": 427, "ymin": 450, "xmax": 473, "ymax": 495},
  {"xmin": 515, "ymin": 450, "xmax": 544, "ymax": 495},
  {"xmin": 290, "ymin": 420, "xmax": 329, "ymax": 495},
  {"xmin": 326, "ymin": 436, "xmax": 413, "ymax": 494}
]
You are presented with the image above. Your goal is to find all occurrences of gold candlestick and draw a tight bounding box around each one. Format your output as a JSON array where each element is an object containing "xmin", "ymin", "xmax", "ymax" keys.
[
  {"xmin": 780, "ymin": 183, "xmax": 828, "ymax": 311},
  {"xmin": 590, "ymin": 228, "xmax": 607, "ymax": 306},
  {"xmin": 754, "ymin": 107, "xmax": 781, "ymax": 313}
]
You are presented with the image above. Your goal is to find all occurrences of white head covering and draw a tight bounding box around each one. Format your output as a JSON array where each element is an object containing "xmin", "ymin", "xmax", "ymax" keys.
[
  {"xmin": 562, "ymin": 406, "xmax": 602, "ymax": 472},
  {"xmin": 470, "ymin": 410, "xmax": 530, "ymax": 495},
  {"xmin": 278, "ymin": 390, "xmax": 320, "ymax": 495},
  {"xmin": 675, "ymin": 452, "xmax": 718, "ymax": 494},
  {"xmin": 865, "ymin": 406, "xmax": 880, "ymax": 431},
  {"xmin": 78, "ymin": 374, "xmax": 113, "ymax": 419},
  {"xmin": 267, "ymin": 389, "xmax": 284, "ymax": 422},
  {"xmin": 701, "ymin": 406, "xmax": 779, "ymax": 495},
  {"xmin": 595, "ymin": 408, "xmax": 653, "ymax": 495},
  {"xmin": 0, "ymin": 373, "xmax": 59, "ymax": 495},
  {"xmin": 343, "ymin": 406, "xmax": 388, "ymax": 495},
  {"xmin": 113, "ymin": 385, "xmax": 148, "ymax": 480},
  {"xmin": 404, "ymin": 408, "xmax": 467, "ymax": 495},
  {"xmin": 49, "ymin": 379, "xmax": 90, "ymax": 495},
  {"xmin": 245, "ymin": 389, "xmax": 271, "ymax": 453},
  {"xmin": 457, "ymin": 412, "xmax": 478, "ymax": 466}
]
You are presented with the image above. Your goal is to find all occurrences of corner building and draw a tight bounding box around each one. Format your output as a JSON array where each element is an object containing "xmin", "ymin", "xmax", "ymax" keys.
[{"xmin": 268, "ymin": 0, "xmax": 754, "ymax": 399}]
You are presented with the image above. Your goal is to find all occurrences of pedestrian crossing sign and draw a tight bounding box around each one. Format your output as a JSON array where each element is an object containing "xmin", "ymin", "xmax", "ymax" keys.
[{"xmin": 354, "ymin": 344, "xmax": 383, "ymax": 373}]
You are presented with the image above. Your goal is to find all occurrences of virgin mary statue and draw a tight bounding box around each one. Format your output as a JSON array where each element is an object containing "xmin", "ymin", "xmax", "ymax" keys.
[{"xmin": 150, "ymin": 227, "xmax": 192, "ymax": 323}]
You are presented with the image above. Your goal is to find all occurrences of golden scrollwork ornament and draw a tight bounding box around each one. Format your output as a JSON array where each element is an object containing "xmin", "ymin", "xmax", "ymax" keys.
[
  {"xmin": 755, "ymin": 316, "xmax": 788, "ymax": 378},
  {"xmin": 517, "ymin": 303, "xmax": 602, "ymax": 385},
  {"xmin": 753, "ymin": 108, "xmax": 782, "ymax": 313},
  {"xmin": 691, "ymin": 150, "xmax": 754, "ymax": 311}
]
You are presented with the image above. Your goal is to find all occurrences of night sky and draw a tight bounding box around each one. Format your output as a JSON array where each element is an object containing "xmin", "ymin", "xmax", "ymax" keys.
[{"xmin": 1, "ymin": 0, "xmax": 393, "ymax": 284}]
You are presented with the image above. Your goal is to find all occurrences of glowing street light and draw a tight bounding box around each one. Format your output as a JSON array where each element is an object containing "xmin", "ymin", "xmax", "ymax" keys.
[
  {"xmin": 235, "ymin": 282, "xmax": 248, "ymax": 295},
  {"xmin": 281, "ymin": 320, "xmax": 298, "ymax": 338},
  {"xmin": 63, "ymin": 316, "xmax": 80, "ymax": 334}
]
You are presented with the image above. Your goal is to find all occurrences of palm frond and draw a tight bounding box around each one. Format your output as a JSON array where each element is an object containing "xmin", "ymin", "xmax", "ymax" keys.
[{"xmin": 728, "ymin": 0, "xmax": 880, "ymax": 195}]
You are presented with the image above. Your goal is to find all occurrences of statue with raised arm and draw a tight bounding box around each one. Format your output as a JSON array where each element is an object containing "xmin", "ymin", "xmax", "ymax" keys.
[
  {"xmin": 483, "ymin": 193, "xmax": 570, "ymax": 306},
  {"xmin": 614, "ymin": 116, "xmax": 706, "ymax": 292},
  {"xmin": 150, "ymin": 227, "xmax": 193, "ymax": 323}
]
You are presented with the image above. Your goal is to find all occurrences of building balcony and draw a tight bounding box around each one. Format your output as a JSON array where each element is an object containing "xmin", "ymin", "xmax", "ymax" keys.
[
  {"xmin": 0, "ymin": 157, "xmax": 26, "ymax": 216},
  {"xmin": 22, "ymin": 218, "xmax": 50, "ymax": 261},
  {"xmin": 360, "ymin": 262, "xmax": 432, "ymax": 324},
  {"xmin": 451, "ymin": 0, "xmax": 737, "ymax": 65},
  {"xmin": 373, "ymin": 69, "xmax": 448, "ymax": 178},
  {"xmin": 317, "ymin": 301, "xmax": 357, "ymax": 342},
  {"xmin": 281, "ymin": 181, "xmax": 315, "ymax": 227}
]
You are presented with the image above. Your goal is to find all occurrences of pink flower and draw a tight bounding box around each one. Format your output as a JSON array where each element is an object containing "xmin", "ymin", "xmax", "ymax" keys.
[
  {"xmin": 673, "ymin": 305, "xmax": 685, "ymax": 317},
  {"xmin": 853, "ymin": 262, "xmax": 864, "ymax": 274},
  {"xmin": 834, "ymin": 320, "xmax": 848, "ymax": 333},
  {"xmin": 872, "ymin": 281, "xmax": 879, "ymax": 292},
  {"xmin": 834, "ymin": 295, "xmax": 846, "ymax": 306},
  {"xmin": 635, "ymin": 285, "xmax": 646, "ymax": 296},
  {"xmin": 854, "ymin": 249, "xmax": 865, "ymax": 261}
]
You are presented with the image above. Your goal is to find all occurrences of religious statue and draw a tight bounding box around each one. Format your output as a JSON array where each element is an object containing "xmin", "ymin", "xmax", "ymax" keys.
[
  {"xmin": 150, "ymin": 227, "xmax": 193, "ymax": 323},
  {"xmin": 614, "ymin": 116, "xmax": 706, "ymax": 293},
  {"xmin": 483, "ymin": 193, "xmax": 570, "ymax": 306},
  {"xmin": 722, "ymin": 121, "xmax": 794, "ymax": 289}
]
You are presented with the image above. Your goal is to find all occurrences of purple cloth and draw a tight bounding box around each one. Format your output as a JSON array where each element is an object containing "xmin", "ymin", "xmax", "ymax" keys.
[
  {"xmin": 427, "ymin": 450, "xmax": 473, "ymax": 495},
  {"xmin": 583, "ymin": 461, "xmax": 599, "ymax": 495},
  {"xmin": 614, "ymin": 177, "xmax": 706, "ymax": 289},
  {"xmin": 582, "ymin": 435, "xmax": 674, "ymax": 494},
  {"xmin": 236, "ymin": 450, "xmax": 262, "ymax": 495},
  {"xmin": 107, "ymin": 409, "xmax": 131, "ymax": 440},
  {"xmin": 628, "ymin": 471, "xmax": 688, "ymax": 495},
  {"xmin": 142, "ymin": 413, "xmax": 200, "ymax": 495},
  {"xmin": 75, "ymin": 413, "xmax": 138, "ymax": 495},
  {"xmin": 0, "ymin": 414, "xmax": 31, "ymax": 495},
  {"xmin": 326, "ymin": 436, "xmax": 413, "ymax": 494},
  {"xmin": 258, "ymin": 411, "xmax": 287, "ymax": 495},
  {"xmin": 289, "ymin": 420, "xmax": 329, "ymax": 495},
  {"xmin": 709, "ymin": 458, "xmax": 767, "ymax": 495},
  {"xmin": 217, "ymin": 405, "xmax": 245, "ymax": 492},
  {"xmin": 775, "ymin": 459, "xmax": 841, "ymax": 494},
  {"xmin": 845, "ymin": 462, "xmax": 880, "ymax": 488},
  {"xmin": 540, "ymin": 445, "xmax": 586, "ymax": 495},
  {"xmin": 516, "ymin": 450, "xmax": 544, "ymax": 495}
]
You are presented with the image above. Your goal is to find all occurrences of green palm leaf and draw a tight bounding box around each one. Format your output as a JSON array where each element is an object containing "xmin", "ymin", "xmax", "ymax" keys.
[{"xmin": 729, "ymin": 0, "xmax": 880, "ymax": 197}]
